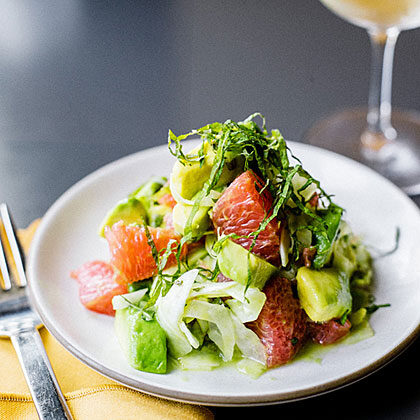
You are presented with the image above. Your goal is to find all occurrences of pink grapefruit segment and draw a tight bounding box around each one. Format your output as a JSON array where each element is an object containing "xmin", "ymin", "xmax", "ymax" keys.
[
  {"xmin": 307, "ymin": 318, "xmax": 352, "ymax": 345},
  {"xmin": 157, "ymin": 192, "xmax": 177, "ymax": 209},
  {"xmin": 70, "ymin": 260, "xmax": 127, "ymax": 316},
  {"xmin": 247, "ymin": 277, "xmax": 307, "ymax": 367},
  {"xmin": 211, "ymin": 170, "xmax": 281, "ymax": 266},
  {"xmin": 104, "ymin": 222, "xmax": 187, "ymax": 284}
]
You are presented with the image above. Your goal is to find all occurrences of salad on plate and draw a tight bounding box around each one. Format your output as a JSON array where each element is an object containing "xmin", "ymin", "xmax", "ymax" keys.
[{"xmin": 70, "ymin": 114, "xmax": 385, "ymax": 377}]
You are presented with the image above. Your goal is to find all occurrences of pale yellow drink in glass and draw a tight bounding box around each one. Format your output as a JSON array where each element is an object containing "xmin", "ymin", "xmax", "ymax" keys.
[
  {"xmin": 320, "ymin": 0, "xmax": 420, "ymax": 31},
  {"xmin": 307, "ymin": 0, "xmax": 420, "ymax": 194}
]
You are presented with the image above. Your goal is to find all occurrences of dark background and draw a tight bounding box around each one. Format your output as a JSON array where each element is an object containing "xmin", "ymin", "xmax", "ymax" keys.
[{"xmin": 1, "ymin": 1, "xmax": 419, "ymax": 418}]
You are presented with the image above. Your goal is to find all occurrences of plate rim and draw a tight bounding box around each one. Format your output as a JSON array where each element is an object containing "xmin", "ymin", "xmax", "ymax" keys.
[
  {"xmin": 25, "ymin": 288, "xmax": 420, "ymax": 406},
  {"xmin": 27, "ymin": 140, "xmax": 420, "ymax": 406}
]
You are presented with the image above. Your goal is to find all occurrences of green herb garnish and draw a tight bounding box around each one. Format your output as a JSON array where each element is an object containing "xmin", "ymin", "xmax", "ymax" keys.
[{"xmin": 168, "ymin": 113, "xmax": 341, "ymax": 279}]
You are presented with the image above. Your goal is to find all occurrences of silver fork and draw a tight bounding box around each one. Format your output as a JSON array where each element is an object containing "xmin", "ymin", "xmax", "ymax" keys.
[{"xmin": 0, "ymin": 203, "xmax": 73, "ymax": 420}]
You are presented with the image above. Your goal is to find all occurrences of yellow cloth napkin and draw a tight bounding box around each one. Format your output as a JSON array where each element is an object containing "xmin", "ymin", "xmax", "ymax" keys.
[{"xmin": 0, "ymin": 220, "xmax": 213, "ymax": 420}]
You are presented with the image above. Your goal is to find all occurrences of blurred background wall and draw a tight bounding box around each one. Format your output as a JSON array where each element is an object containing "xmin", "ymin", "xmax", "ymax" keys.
[{"xmin": 1, "ymin": 0, "xmax": 419, "ymax": 225}]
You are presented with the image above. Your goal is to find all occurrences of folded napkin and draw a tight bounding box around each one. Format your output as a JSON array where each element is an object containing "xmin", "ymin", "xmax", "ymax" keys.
[{"xmin": 0, "ymin": 220, "xmax": 213, "ymax": 420}]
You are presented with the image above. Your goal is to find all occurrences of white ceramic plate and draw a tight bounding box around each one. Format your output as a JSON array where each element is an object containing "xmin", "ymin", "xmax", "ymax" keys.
[{"xmin": 27, "ymin": 140, "xmax": 420, "ymax": 406}]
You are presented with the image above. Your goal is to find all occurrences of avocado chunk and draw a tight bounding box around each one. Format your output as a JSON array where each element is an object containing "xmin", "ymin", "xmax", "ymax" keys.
[
  {"xmin": 130, "ymin": 177, "xmax": 169, "ymax": 225},
  {"xmin": 98, "ymin": 197, "xmax": 148, "ymax": 237},
  {"xmin": 130, "ymin": 176, "xmax": 167, "ymax": 200},
  {"xmin": 217, "ymin": 239, "xmax": 278, "ymax": 289},
  {"xmin": 115, "ymin": 307, "xmax": 167, "ymax": 374},
  {"xmin": 146, "ymin": 204, "xmax": 170, "ymax": 228},
  {"xmin": 172, "ymin": 203, "xmax": 210, "ymax": 237},
  {"xmin": 170, "ymin": 142, "xmax": 242, "ymax": 201},
  {"xmin": 123, "ymin": 177, "xmax": 175, "ymax": 229},
  {"xmin": 296, "ymin": 266, "xmax": 352, "ymax": 322}
]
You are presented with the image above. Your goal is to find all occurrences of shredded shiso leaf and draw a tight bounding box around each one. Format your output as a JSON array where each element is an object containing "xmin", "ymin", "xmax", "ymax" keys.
[{"xmin": 166, "ymin": 113, "xmax": 342, "ymax": 283}]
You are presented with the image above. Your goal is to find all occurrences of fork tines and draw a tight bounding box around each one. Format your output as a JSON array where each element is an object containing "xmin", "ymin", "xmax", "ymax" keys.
[{"xmin": 0, "ymin": 204, "xmax": 27, "ymax": 290}]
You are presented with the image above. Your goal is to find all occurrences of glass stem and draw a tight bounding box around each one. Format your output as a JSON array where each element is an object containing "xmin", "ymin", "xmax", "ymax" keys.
[{"xmin": 364, "ymin": 28, "xmax": 400, "ymax": 146}]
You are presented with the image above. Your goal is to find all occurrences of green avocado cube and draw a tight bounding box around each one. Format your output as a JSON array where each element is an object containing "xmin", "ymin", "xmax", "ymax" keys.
[
  {"xmin": 296, "ymin": 266, "xmax": 352, "ymax": 322},
  {"xmin": 172, "ymin": 203, "xmax": 210, "ymax": 238},
  {"xmin": 130, "ymin": 176, "xmax": 167, "ymax": 199},
  {"xmin": 217, "ymin": 239, "xmax": 278, "ymax": 289},
  {"xmin": 170, "ymin": 142, "xmax": 242, "ymax": 201},
  {"xmin": 115, "ymin": 307, "xmax": 167, "ymax": 374},
  {"xmin": 98, "ymin": 197, "xmax": 148, "ymax": 237}
]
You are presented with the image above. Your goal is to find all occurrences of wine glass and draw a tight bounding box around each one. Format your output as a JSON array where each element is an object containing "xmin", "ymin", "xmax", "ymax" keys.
[{"xmin": 304, "ymin": 0, "xmax": 420, "ymax": 195}]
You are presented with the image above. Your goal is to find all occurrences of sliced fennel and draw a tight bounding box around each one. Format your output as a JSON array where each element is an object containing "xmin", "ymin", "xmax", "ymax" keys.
[
  {"xmin": 155, "ymin": 268, "xmax": 267, "ymax": 364},
  {"xmin": 156, "ymin": 269, "xmax": 199, "ymax": 357},
  {"xmin": 189, "ymin": 280, "xmax": 266, "ymax": 323},
  {"xmin": 177, "ymin": 347, "xmax": 221, "ymax": 371},
  {"xmin": 204, "ymin": 234, "xmax": 218, "ymax": 258},
  {"xmin": 230, "ymin": 314, "xmax": 265, "ymax": 364},
  {"xmin": 184, "ymin": 299, "xmax": 235, "ymax": 361},
  {"xmin": 290, "ymin": 172, "xmax": 319, "ymax": 203},
  {"xmin": 236, "ymin": 358, "xmax": 267, "ymax": 379},
  {"xmin": 189, "ymin": 280, "xmax": 237, "ymax": 299},
  {"xmin": 112, "ymin": 288, "xmax": 148, "ymax": 310},
  {"xmin": 225, "ymin": 286, "xmax": 266, "ymax": 323},
  {"xmin": 279, "ymin": 224, "xmax": 291, "ymax": 267}
]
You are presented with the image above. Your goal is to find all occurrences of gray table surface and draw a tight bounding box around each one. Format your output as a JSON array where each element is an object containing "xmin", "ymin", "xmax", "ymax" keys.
[{"xmin": 1, "ymin": 1, "xmax": 419, "ymax": 418}]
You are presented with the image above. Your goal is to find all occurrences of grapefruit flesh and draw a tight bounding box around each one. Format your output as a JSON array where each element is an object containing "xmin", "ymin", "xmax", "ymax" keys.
[
  {"xmin": 157, "ymin": 192, "xmax": 177, "ymax": 209},
  {"xmin": 105, "ymin": 221, "xmax": 186, "ymax": 283},
  {"xmin": 247, "ymin": 277, "xmax": 307, "ymax": 368},
  {"xmin": 307, "ymin": 318, "xmax": 352, "ymax": 345},
  {"xmin": 212, "ymin": 170, "xmax": 281, "ymax": 266},
  {"xmin": 70, "ymin": 260, "xmax": 127, "ymax": 316}
]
